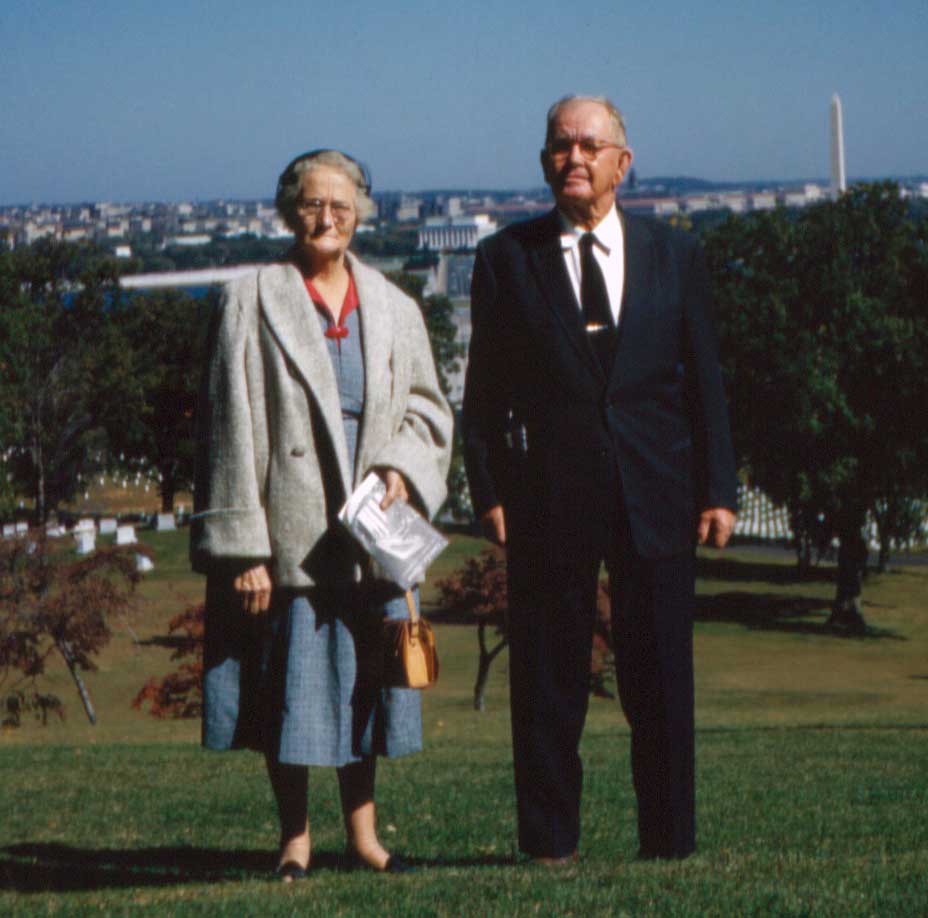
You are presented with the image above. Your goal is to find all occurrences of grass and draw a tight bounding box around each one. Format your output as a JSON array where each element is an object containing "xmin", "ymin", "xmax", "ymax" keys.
[{"xmin": 1, "ymin": 529, "xmax": 926, "ymax": 915}]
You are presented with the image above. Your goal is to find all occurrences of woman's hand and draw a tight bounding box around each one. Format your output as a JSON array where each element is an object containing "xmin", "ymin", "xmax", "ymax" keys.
[
  {"xmin": 378, "ymin": 468, "xmax": 409, "ymax": 510},
  {"xmin": 233, "ymin": 563, "xmax": 273, "ymax": 615}
]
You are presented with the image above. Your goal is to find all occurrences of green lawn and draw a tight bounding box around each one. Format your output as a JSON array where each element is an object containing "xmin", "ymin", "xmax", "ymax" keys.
[{"xmin": 2, "ymin": 530, "xmax": 926, "ymax": 915}]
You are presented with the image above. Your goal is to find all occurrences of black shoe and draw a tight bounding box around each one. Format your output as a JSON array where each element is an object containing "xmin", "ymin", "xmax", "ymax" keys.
[
  {"xmin": 383, "ymin": 855, "xmax": 413, "ymax": 874},
  {"xmin": 346, "ymin": 851, "xmax": 414, "ymax": 874},
  {"xmin": 276, "ymin": 860, "xmax": 308, "ymax": 882}
]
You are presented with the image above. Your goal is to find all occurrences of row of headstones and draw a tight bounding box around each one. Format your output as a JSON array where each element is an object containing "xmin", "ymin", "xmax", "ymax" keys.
[
  {"xmin": 734, "ymin": 485, "xmax": 794, "ymax": 540},
  {"xmin": 733, "ymin": 485, "xmax": 916, "ymax": 551},
  {"xmin": 1, "ymin": 515, "xmax": 178, "ymax": 573}
]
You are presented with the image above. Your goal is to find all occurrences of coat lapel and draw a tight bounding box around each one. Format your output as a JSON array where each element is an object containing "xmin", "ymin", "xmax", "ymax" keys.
[
  {"xmin": 349, "ymin": 253, "xmax": 393, "ymax": 488},
  {"xmin": 527, "ymin": 210, "xmax": 603, "ymax": 382},
  {"xmin": 258, "ymin": 262, "xmax": 353, "ymax": 495}
]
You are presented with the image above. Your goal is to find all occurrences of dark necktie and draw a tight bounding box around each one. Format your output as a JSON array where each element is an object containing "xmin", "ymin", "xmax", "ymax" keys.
[{"xmin": 579, "ymin": 232, "xmax": 615, "ymax": 371}]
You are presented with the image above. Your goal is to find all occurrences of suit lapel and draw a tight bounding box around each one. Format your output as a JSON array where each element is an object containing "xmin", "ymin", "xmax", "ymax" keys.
[
  {"xmin": 607, "ymin": 212, "xmax": 659, "ymax": 388},
  {"xmin": 258, "ymin": 262, "xmax": 352, "ymax": 495},
  {"xmin": 527, "ymin": 210, "xmax": 604, "ymax": 382}
]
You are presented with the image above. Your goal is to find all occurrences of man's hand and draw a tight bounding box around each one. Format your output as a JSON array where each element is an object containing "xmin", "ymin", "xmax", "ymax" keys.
[
  {"xmin": 378, "ymin": 468, "xmax": 409, "ymax": 510},
  {"xmin": 233, "ymin": 563, "xmax": 272, "ymax": 615},
  {"xmin": 481, "ymin": 505, "xmax": 507, "ymax": 546},
  {"xmin": 697, "ymin": 507, "xmax": 736, "ymax": 549}
]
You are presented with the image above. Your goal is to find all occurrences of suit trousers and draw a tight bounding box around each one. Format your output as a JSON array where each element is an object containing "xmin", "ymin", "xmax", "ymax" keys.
[{"xmin": 506, "ymin": 499, "xmax": 696, "ymax": 859}]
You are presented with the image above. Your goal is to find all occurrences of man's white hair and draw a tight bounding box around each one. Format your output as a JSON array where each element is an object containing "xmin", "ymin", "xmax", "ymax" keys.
[{"xmin": 545, "ymin": 95, "xmax": 628, "ymax": 148}]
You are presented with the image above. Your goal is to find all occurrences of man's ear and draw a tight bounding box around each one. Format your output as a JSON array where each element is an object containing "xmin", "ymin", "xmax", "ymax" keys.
[
  {"xmin": 540, "ymin": 149, "xmax": 554, "ymax": 185},
  {"xmin": 615, "ymin": 147, "xmax": 634, "ymax": 185}
]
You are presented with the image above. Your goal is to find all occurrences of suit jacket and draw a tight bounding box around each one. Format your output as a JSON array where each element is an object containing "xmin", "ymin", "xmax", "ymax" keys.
[
  {"xmin": 462, "ymin": 208, "xmax": 737, "ymax": 563},
  {"xmin": 191, "ymin": 253, "xmax": 453, "ymax": 587}
]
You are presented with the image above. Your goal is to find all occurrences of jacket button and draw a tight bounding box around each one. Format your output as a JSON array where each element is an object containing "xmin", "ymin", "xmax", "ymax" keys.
[{"xmin": 291, "ymin": 447, "xmax": 306, "ymax": 457}]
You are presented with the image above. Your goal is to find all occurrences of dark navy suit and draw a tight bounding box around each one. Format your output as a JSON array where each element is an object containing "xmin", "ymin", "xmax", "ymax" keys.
[{"xmin": 462, "ymin": 208, "xmax": 737, "ymax": 858}]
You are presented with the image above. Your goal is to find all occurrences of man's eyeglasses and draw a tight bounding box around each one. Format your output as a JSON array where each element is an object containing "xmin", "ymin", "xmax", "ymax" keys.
[
  {"xmin": 545, "ymin": 138, "xmax": 623, "ymax": 162},
  {"xmin": 296, "ymin": 198, "xmax": 355, "ymax": 222}
]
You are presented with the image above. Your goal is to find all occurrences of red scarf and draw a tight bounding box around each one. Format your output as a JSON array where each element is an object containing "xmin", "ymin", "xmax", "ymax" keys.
[{"xmin": 303, "ymin": 272, "xmax": 360, "ymax": 350}]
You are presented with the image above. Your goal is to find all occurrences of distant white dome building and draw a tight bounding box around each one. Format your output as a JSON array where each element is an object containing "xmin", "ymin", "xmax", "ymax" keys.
[{"xmin": 418, "ymin": 214, "xmax": 497, "ymax": 251}]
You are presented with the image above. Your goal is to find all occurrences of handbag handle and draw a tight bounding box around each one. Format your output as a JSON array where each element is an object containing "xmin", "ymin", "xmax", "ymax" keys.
[
  {"xmin": 404, "ymin": 590, "xmax": 419, "ymax": 624},
  {"xmin": 404, "ymin": 590, "xmax": 422, "ymax": 644}
]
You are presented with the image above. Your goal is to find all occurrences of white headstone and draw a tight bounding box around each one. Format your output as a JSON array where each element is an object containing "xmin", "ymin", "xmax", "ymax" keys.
[
  {"xmin": 135, "ymin": 553, "xmax": 155, "ymax": 573},
  {"xmin": 75, "ymin": 517, "xmax": 96, "ymax": 532},
  {"xmin": 75, "ymin": 530, "xmax": 96, "ymax": 555},
  {"xmin": 2, "ymin": 524, "xmax": 14, "ymax": 539},
  {"xmin": 99, "ymin": 518, "xmax": 118, "ymax": 535},
  {"xmin": 115, "ymin": 525, "xmax": 137, "ymax": 545},
  {"xmin": 155, "ymin": 513, "xmax": 176, "ymax": 531},
  {"xmin": 45, "ymin": 525, "xmax": 67, "ymax": 538},
  {"xmin": 15, "ymin": 522, "xmax": 28, "ymax": 535}
]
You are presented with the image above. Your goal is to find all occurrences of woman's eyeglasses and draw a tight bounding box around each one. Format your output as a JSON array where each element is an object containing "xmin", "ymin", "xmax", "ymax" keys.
[{"xmin": 296, "ymin": 198, "xmax": 355, "ymax": 223}]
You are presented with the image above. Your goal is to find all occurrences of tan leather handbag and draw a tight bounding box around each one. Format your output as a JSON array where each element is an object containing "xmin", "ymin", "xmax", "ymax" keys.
[{"xmin": 383, "ymin": 591, "xmax": 439, "ymax": 689}]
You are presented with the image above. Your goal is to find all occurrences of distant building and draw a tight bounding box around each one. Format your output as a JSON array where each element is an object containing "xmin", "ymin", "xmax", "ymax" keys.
[
  {"xmin": 751, "ymin": 192, "xmax": 777, "ymax": 211},
  {"xmin": 682, "ymin": 195, "xmax": 712, "ymax": 213},
  {"xmin": 164, "ymin": 234, "xmax": 212, "ymax": 247},
  {"xmin": 395, "ymin": 195, "xmax": 423, "ymax": 222},
  {"xmin": 716, "ymin": 193, "xmax": 747, "ymax": 213},
  {"xmin": 418, "ymin": 214, "xmax": 497, "ymax": 251}
]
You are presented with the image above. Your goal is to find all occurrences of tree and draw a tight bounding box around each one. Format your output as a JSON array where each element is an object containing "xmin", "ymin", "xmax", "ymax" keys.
[
  {"xmin": 436, "ymin": 549, "xmax": 614, "ymax": 710},
  {"xmin": 0, "ymin": 240, "xmax": 124, "ymax": 524},
  {"xmin": 100, "ymin": 288, "xmax": 215, "ymax": 513},
  {"xmin": 0, "ymin": 531, "xmax": 147, "ymax": 726},
  {"xmin": 132, "ymin": 602, "xmax": 204, "ymax": 719},
  {"xmin": 704, "ymin": 183, "xmax": 928, "ymax": 628},
  {"xmin": 386, "ymin": 271, "xmax": 470, "ymax": 519}
]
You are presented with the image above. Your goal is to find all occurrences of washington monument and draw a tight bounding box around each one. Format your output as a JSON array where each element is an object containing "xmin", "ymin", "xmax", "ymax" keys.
[{"xmin": 830, "ymin": 93, "xmax": 847, "ymax": 198}]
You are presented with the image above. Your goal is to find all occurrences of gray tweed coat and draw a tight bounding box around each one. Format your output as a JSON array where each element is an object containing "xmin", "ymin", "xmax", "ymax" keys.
[{"xmin": 190, "ymin": 253, "xmax": 453, "ymax": 587}]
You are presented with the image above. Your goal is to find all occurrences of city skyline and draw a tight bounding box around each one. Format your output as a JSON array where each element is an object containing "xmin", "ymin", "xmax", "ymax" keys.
[{"xmin": 3, "ymin": 0, "xmax": 927, "ymax": 206}]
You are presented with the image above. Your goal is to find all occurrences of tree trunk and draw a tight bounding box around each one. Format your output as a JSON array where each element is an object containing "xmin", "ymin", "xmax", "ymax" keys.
[
  {"xmin": 473, "ymin": 620, "xmax": 507, "ymax": 712},
  {"xmin": 160, "ymin": 461, "xmax": 176, "ymax": 514},
  {"xmin": 795, "ymin": 533, "xmax": 813, "ymax": 580},
  {"xmin": 56, "ymin": 639, "xmax": 97, "ymax": 725},
  {"xmin": 828, "ymin": 510, "xmax": 869, "ymax": 632},
  {"xmin": 877, "ymin": 536, "xmax": 891, "ymax": 574},
  {"xmin": 32, "ymin": 432, "xmax": 46, "ymax": 526}
]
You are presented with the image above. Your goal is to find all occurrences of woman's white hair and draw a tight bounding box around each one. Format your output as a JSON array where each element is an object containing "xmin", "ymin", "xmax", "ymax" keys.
[{"xmin": 275, "ymin": 150, "xmax": 376, "ymax": 231}]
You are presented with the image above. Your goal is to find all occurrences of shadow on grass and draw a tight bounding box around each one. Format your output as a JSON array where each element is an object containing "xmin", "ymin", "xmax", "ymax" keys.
[
  {"xmin": 695, "ymin": 591, "xmax": 904, "ymax": 640},
  {"xmin": 135, "ymin": 635, "xmax": 196, "ymax": 650},
  {"xmin": 0, "ymin": 843, "xmax": 513, "ymax": 891},
  {"xmin": 696, "ymin": 555, "xmax": 835, "ymax": 585}
]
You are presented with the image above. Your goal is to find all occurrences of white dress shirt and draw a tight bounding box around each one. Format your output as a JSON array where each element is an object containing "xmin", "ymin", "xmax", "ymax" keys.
[{"xmin": 557, "ymin": 204, "xmax": 626, "ymax": 326}]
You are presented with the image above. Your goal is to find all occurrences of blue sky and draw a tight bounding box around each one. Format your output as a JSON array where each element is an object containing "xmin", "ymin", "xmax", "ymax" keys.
[{"xmin": 2, "ymin": 0, "xmax": 926, "ymax": 204}]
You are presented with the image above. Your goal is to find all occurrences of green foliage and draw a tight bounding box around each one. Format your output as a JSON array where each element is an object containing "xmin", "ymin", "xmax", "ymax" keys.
[
  {"xmin": 0, "ymin": 240, "xmax": 127, "ymax": 523},
  {"xmin": 100, "ymin": 288, "xmax": 215, "ymax": 512},
  {"xmin": 352, "ymin": 226, "xmax": 419, "ymax": 258},
  {"xmin": 386, "ymin": 270, "xmax": 470, "ymax": 519},
  {"xmin": 704, "ymin": 183, "xmax": 928, "ymax": 618},
  {"xmin": 129, "ymin": 234, "xmax": 290, "ymax": 273}
]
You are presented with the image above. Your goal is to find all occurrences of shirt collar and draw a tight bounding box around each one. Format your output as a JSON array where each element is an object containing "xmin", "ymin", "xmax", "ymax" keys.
[{"xmin": 557, "ymin": 203, "xmax": 623, "ymax": 255}]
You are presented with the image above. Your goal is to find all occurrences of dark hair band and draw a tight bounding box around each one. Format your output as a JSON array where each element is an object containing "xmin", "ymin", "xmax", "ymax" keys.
[{"xmin": 277, "ymin": 149, "xmax": 372, "ymax": 197}]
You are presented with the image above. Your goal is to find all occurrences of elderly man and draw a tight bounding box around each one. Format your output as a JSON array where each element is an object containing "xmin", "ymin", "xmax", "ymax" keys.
[{"xmin": 462, "ymin": 95, "xmax": 737, "ymax": 863}]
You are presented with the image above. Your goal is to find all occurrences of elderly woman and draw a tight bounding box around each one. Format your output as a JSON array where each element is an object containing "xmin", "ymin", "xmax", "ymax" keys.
[{"xmin": 191, "ymin": 149, "xmax": 452, "ymax": 879}]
